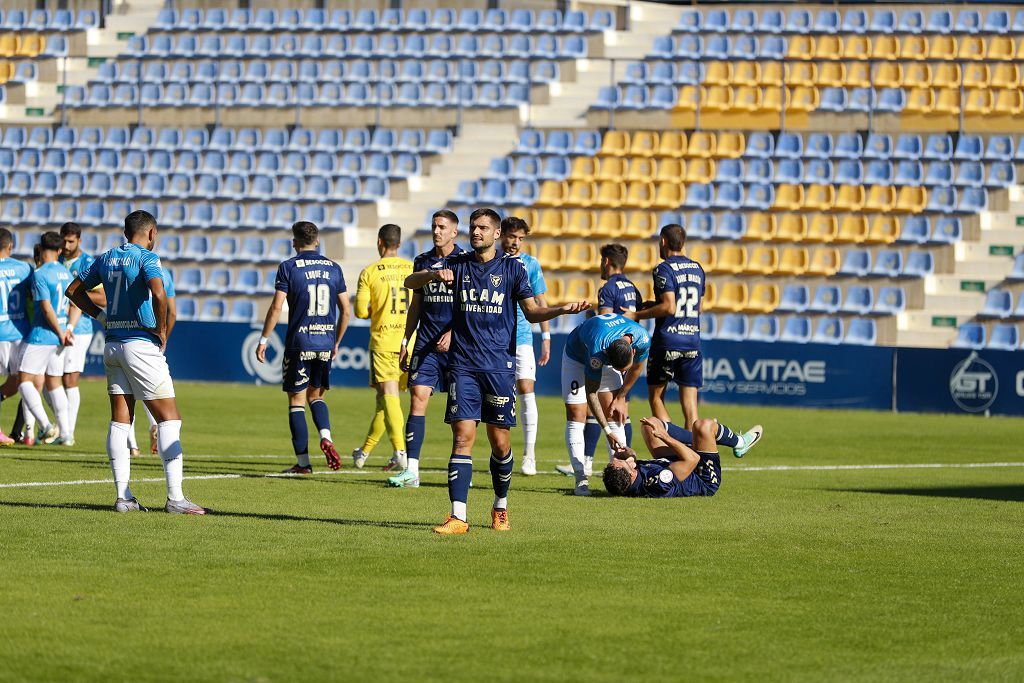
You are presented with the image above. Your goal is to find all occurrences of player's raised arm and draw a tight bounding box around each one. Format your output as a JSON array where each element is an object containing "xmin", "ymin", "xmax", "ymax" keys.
[
  {"xmin": 520, "ymin": 296, "xmax": 590, "ymax": 323},
  {"xmin": 256, "ymin": 290, "xmax": 287, "ymax": 364},
  {"xmin": 405, "ymin": 268, "xmax": 453, "ymax": 289}
]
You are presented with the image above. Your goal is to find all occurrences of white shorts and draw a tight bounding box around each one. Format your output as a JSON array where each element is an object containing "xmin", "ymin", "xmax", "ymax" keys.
[
  {"xmin": 19, "ymin": 343, "xmax": 65, "ymax": 376},
  {"xmin": 0, "ymin": 340, "xmax": 25, "ymax": 376},
  {"xmin": 515, "ymin": 343, "xmax": 536, "ymax": 382},
  {"xmin": 64, "ymin": 332, "xmax": 94, "ymax": 374},
  {"xmin": 561, "ymin": 351, "xmax": 624, "ymax": 405},
  {"xmin": 104, "ymin": 339, "xmax": 175, "ymax": 401}
]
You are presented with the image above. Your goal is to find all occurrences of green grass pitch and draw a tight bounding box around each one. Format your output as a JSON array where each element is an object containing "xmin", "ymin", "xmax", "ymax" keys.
[{"xmin": 1, "ymin": 379, "xmax": 1022, "ymax": 682}]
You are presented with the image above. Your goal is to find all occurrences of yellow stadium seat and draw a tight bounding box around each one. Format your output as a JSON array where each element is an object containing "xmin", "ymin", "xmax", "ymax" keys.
[
  {"xmin": 836, "ymin": 215, "xmax": 868, "ymax": 243},
  {"xmin": 623, "ymin": 181, "xmax": 654, "ymax": 209},
  {"xmin": 650, "ymin": 182, "xmax": 684, "ymax": 210},
  {"xmin": 903, "ymin": 63, "xmax": 931, "ymax": 89},
  {"xmin": 732, "ymin": 61, "xmax": 760, "ymax": 87},
  {"xmin": 0, "ymin": 35, "xmax": 17, "ymax": 58},
  {"xmin": 934, "ymin": 88, "xmax": 962, "ymax": 115},
  {"xmin": 871, "ymin": 36, "xmax": 899, "ymax": 60},
  {"xmin": 963, "ymin": 88, "xmax": 991, "ymax": 116},
  {"xmin": 536, "ymin": 210, "xmax": 566, "ymax": 236},
  {"xmin": 865, "ymin": 185, "xmax": 896, "ymax": 213},
  {"xmin": 786, "ymin": 62, "xmax": 817, "ymax": 87},
  {"xmin": 629, "ymin": 131, "xmax": 659, "ymax": 158},
  {"xmin": 596, "ymin": 157, "xmax": 627, "ymax": 183},
  {"xmin": 773, "ymin": 184, "xmax": 805, "ymax": 212},
  {"xmin": 563, "ymin": 277, "xmax": 597, "ymax": 304},
  {"xmin": 746, "ymin": 283, "xmax": 780, "ymax": 313},
  {"xmin": 994, "ymin": 89, "xmax": 1024, "ymax": 116},
  {"xmin": 600, "ymin": 131, "xmax": 629, "ymax": 157},
  {"xmin": 758, "ymin": 86, "xmax": 784, "ymax": 115},
  {"xmin": 904, "ymin": 88, "xmax": 935, "ymax": 114},
  {"xmin": 545, "ymin": 276, "xmax": 566, "ymax": 305},
  {"xmin": 702, "ymin": 85, "xmax": 733, "ymax": 114},
  {"xmin": 845, "ymin": 62, "xmax": 871, "ymax": 89},
  {"xmin": 685, "ymin": 158, "xmax": 715, "ymax": 184},
  {"xmin": 873, "ymin": 63, "xmax": 903, "ymax": 89},
  {"xmin": 686, "ymin": 131, "xmax": 716, "ymax": 158},
  {"xmin": 565, "ymin": 243, "xmax": 600, "ymax": 271},
  {"xmin": 895, "ymin": 186, "xmax": 926, "ymax": 214},
  {"xmin": 760, "ymin": 61, "xmax": 784, "ymax": 87},
  {"xmin": 928, "ymin": 36, "xmax": 956, "ymax": 60},
  {"xmin": 962, "ymin": 63, "xmax": 989, "ymax": 89},
  {"xmin": 15, "ymin": 35, "xmax": 44, "ymax": 57},
  {"xmin": 806, "ymin": 215, "xmax": 838, "ymax": 243},
  {"xmin": 536, "ymin": 180, "xmax": 567, "ymax": 207},
  {"xmin": 653, "ymin": 158, "xmax": 685, "ymax": 184},
  {"xmin": 636, "ymin": 279, "xmax": 655, "ymax": 306},
  {"xmin": 704, "ymin": 61, "xmax": 732, "ymax": 87},
  {"xmin": 564, "ymin": 209, "xmax": 595, "ymax": 237},
  {"xmin": 957, "ymin": 36, "xmax": 984, "ymax": 61},
  {"xmin": 786, "ymin": 86, "xmax": 819, "ymax": 113},
  {"xmin": 743, "ymin": 213, "xmax": 777, "ymax": 242},
  {"xmin": 843, "ymin": 35, "xmax": 870, "ymax": 60},
  {"xmin": 991, "ymin": 63, "xmax": 1019, "ymax": 89},
  {"xmin": 815, "ymin": 35, "xmax": 843, "ymax": 61},
  {"xmin": 537, "ymin": 242, "xmax": 566, "ymax": 270},
  {"xmin": 593, "ymin": 210, "xmax": 624, "ymax": 238},
  {"xmin": 656, "ymin": 131, "xmax": 686, "ymax": 158},
  {"xmin": 817, "ymin": 62, "xmax": 846, "ymax": 88},
  {"xmin": 566, "ymin": 181, "xmax": 596, "ymax": 207},
  {"xmin": 787, "ymin": 35, "xmax": 814, "ymax": 61},
  {"xmin": 933, "ymin": 63, "xmax": 963, "ymax": 89},
  {"xmin": 702, "ymin": 281, "xmax": 717, "ymax": 310},
  {"xmin": 0, "ymin": 62, "xmax": 11, "ymax": 83},
  {"xmin": 804, "ymin": 184, "xmax": 835, "ymax": 212},
  {"xmin": 806, "ymin": 247, "xmax": 840, "ymax": 276},
  {"xmin": 716, "ymin": 245, "xmax": 747, "ymax": 274},
  {"xmin": 630, "ymin": 243, "xmax": 659, "ymax": 271},
  {"xmin": 731, "ymin": 86, "xmax": 761, "ymax": 113},
  {"xmin": 674, "ymin": 85, "xmax": 701, "ymax": 118},
  {"xmin": 901, "ymin": 36, "xmax": 927, "ymax": 60},
  {"xmin": 623, "ymin": 211, "xmax": 657, "ymax": 239},
  {"xmin": 714, "ymin": 282, "xmax": 748, "ymax": 313},
  {"xmin": 518, "ymin": 209, "xmax": 539, "ymax": 232},
  {"xmin": 688, "ymin": 244, "xmax": 717, "ymax": 272},
  {"xmin": 570, "ymin": 157, "xmax": 598, "ymax": 182},
  {"xmin": 776, "ymin": 214, "xmax": 807, "ymax": 242},
  {"xmin": 592, "ymin": 180, "xmax": 625, "ymax": 209},
  {"xmin": 867, "ymin": 216, "xmax": 899, "ymax": 244},
  {"xmin": 716, "ymin": 132, "xmax": 745, "ymax": 158},
  {"xmin": 777, "ymin": 247, "xmax": 809, "ymax": 276},
  {"xmin": 625, "ymin": 157, "xmax": 655, "ymax": 183},
  {"xmin": 834, "ymin": 185, "xmax": 865, "ymax": 213},
  {"xmin": 989, "ymin": 36, "xmax": 1015, "ymax": 60},
  {"xmin": 519, "ymin": 241, "xmax": 537, "ymax": 259},
  {"xmin": 746, "ymin": 246, "xmax": 779, "ymax": 275}
]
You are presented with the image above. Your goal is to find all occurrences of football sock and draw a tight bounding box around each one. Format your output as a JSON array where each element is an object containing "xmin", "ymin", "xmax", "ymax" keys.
[
  {"xmin": 44, "ymin": 387, "xmax": 70, "ymax": 440},
  {"xmin": 144, "ymin": 404, "xmax": 157, "ymax": 427},
  {"xmin": 666, "ymin": 422, "xmax": 694, "ymax": 445},
  {"xmin": 716, "ymin": 422, "xmax": 741, "ymax": 448},
  {"xmin": 625, "ymin": 418, "xmax": 633, "ymax": 447},
  {"xmin": 605, "ymin": 421, "xmax": 626, "ymax": 462},
  {"xmin": 490, "ymin": 450, "xmax": 513, "ymax": 510},
  {"xmin": 126, "ymin": 417, "xmax": 139, "ymax": 451},
  {"xmin": 157, "ymin": 419, "xmax": 184, "ymax": 501},
  {"xmin": 107, "ymin": 421, "xmax": 133, "ymax": 500},
  {"xmin": 521, "ymin": 392, "xmax": 538, "ymax": 461},
  {"xmin": 309, "ymin": 399, "xmax": 331, "ymax": 441},
  {"xmin": 361, "ymin": 395, "xmax": 386, "ymax": 454},
  {"xmin": 405, "ymin": 414, "xmax": 425, "ymax": 477},
  {"xmin": 382, "ymin": 394, "xmax": 405, "ymax": 452},
  {"xmin": 66, "ymin": 386, "xmax": 80, "ymax": 436},
  {"xmin": 20, "ymin": 399, "xmax": 33, "ymax": 437},
  {"xmin": 288, "ymin": 406, "xmax": 309, "ymax": 467},
  {"xmin": 583, "ymin": 417, "xmax": 601, "ymax": 459},
  {"xmin": 19, "ymin": 382, "xmax": 50, "ymax": 429},
  {"xmin": 448, "ymin": 454, "xmax": 473, "ymax": 522},
  {"xmin": 9, "ymin": 397, "xmax": 24, "ymax": 438},
  {"xmin": 566, "ymin": 421, "xmax": 586, "ymax": 478}
]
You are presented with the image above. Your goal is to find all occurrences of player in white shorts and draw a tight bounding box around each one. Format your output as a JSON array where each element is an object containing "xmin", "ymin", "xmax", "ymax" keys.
[
  {"xmin": 499, "ymin": 216, "xmax": 550, "ymax": 475},
  {"xmin": 59, "ymin": 222, "xmax": 101, "ymax": 445},
  {"xmin": 0, "ymin": 228, "xmax": 33, "ymax": 445},
  {"xmin": 126, "ymin": 265, "xmax": 175, "ymax": 457},
  {"xmin": 66, "ymin": 209, "xmax": 206, "ymax": 515}
]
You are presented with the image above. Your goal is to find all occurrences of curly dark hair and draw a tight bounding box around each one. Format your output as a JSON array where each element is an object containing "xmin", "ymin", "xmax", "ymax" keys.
[{"xmin": 602, "ymin": 463, "xmax": 633, "ymax": 496}]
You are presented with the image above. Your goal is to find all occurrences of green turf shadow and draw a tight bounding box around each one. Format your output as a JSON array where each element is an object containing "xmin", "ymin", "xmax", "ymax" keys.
[{"xmin": 836, "ymin": 485, "xmax": 1024, "ymax": 503}]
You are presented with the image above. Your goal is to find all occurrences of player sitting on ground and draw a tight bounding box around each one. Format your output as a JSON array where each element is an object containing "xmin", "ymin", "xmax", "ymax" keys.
[
  {"xmin": 561, "ymin": 313, "xmax": 650, "ymax": 497},
  {"xmin": 256, "ymin": 221, "xmax": 351, "ymax": 474}
]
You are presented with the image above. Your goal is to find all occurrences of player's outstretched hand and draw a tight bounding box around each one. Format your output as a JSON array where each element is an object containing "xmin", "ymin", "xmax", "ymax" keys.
[
  {"xmin": 434, "ymin": 268, "xmax": 454, "ymax": 286},
  {"xmin": 563, "ymin": 300, "xmax": 592, "ymax": 315},
  {"xmin": 255, "ymin": 342, "xmax": 267, "ymax": 364},
  {"xmin": 398, "ymin": 344, "xmax": 410, "ymax": 372},
  {"xmin": 608, "ymin": 397, "xmax": 627, "ymax": 424}
]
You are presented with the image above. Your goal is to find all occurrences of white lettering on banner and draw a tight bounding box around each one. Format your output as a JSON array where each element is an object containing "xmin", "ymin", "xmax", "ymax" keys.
[
  {"xmin": 1017, "ymin": 371, "xmax": 1024, "ymax": 397},
  {"xmin": 703, "ymin": 356, "xmax": 826, "ymax": 397},
  {"xmin": 949, "ymin": 352, "xmax": 998, "ymax": 413}
]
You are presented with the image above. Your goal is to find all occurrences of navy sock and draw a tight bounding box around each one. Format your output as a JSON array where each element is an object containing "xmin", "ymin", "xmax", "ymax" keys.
[
  {"xmin": 666, "ymin": 422, "xmax": 694, "ymax": 445},
  {"xmin": 309, "ymin": 399, "xmax": 330, "ymax": 433},
  {"xmin": 490, "ymin": 450, "xmax": 513, "ymax": 508},
  {"xmin": 405, "ymin": 414, "xmax": 425, "ymax": 461},
  {"xmin": 448, "ymin": 454, "xmax": 473, "ymax": 520},
  {"xmin": 583, "ymin": 418, "xmax": 601, "ymax": 458},
  {"xmin": 716, "ymin": 422, "xmax": 740, "ymax": 448},
  {"xmin": 624, "ymin": 418, "xmax": 633, "ymax": 447},
  {"xmin": 288, "ymin": 407, "xmax": 308, "ymax": 457}
]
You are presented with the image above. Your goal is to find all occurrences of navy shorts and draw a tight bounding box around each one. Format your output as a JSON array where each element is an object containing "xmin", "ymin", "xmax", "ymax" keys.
[
  {"xmin": 445, "ymin": 369, "xmax": 516, "ymax": 427},
  {"xmin": 647, "ymin": 348, "xmax": 703, "ymax": 388},
  {"xmin": 408, "ymin": 349, "xmax": 450, "ymax": 393},
  {"xmin": 678, "ymin": 452, "xmax": 721, "ymax": 497},
  {"xmin": 282, "ymin": 349, "xmax": 332, "ymax": 394}
]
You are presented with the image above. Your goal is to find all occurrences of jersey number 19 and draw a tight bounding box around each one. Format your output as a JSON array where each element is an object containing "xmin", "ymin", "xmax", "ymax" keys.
[{"xmin": 306, "ymin": 284, "xmax": 330, "ymax": 316}]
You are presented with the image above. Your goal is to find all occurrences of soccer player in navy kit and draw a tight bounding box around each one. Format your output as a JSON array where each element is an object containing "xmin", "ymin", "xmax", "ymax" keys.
[
  {"xmin": 406, "ymin": 208, "xmax": 589, "ymax": 534},
  {"xmin": 634, "ymin": 224, "xmax": 762, "ymax": 458},
  {"xmin": 256, "ymin": 221, "xmax": 351, "ymax": 474},
  {"xmin": 391, "ymin": 209, "xmax": 462, "ymax": 489}
]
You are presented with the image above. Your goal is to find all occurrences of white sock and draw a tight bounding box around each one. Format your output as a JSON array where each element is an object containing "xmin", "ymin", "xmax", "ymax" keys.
[
  {"xmin": 19, "ymin": 382, "xmax": 50, "ymax": 428},
  {"xmin": 126, "ymin": 416, "xmax": 139, "ymax": 451},
  {"xmin": 319, "ymin": 428, "xmax": 332, "ymax": 440},
  {"xmin": 407, "ymin": 458, "xmax": 419, "ymax": 476},
  {"xmin": 66, "ymin": 386, "xmax": 80, "ymax": 436},
  {"xmin": 521, "ymin": 392, "xmax": 538, "ymax": 460},
  {"xmin": 605, "ymin": 421, "xmax": 626, "ymax": 462},
  {"xmin": 107, "ymin": 421, "xmax": 133, "ymax": 500},
  {"xmin": 45, "ymin": 387, "xmax": 70, "ymax": 438},
  {"xmin": 452, "ymin": 500, "xmax": 467, "ymax": 522},
  {"xmin": 584, "ymin": 455, "xmax": 593, "ymax": 477},
  {"xmin": 144, "ymin": 404, "xmax": 157, "ymax": 427},
  {"xmin": 23, "ymin": 399, "xmax": 35, "ymax": 434},
  {"xmin": 565, "ymin": 420, "xmax": 586, "ymax": 477},
  {"xmin": 157, "ymin": 419, "xmax": 184, "ymax": 501},
  {"xmin": 493, "ymin": 495, "xmax": 507, "ymax": 510}
]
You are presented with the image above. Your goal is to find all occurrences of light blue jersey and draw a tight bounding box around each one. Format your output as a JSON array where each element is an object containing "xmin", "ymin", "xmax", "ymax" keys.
[
  {"xmin": 27, "ymin": 262, "xmax": 72, "ymax": 346},
  {"xmin": 60, "ymin": 251, "xmax": 95, "ymax": 336},
  {"xmin": 161, "ymin": 267, "xmax": 176, "ymax": 298},
  {"xmin": 514, "ymin": 252, "xmax": 546, "ymax": 347},
  {"xmin": 79, "ymin": 243, "xmax": 165, "ymax": 345},
  {"xmin": 0, "ymin": 257, "xmax": 32, "ymax": 342},
  {"xmin": 565, "ymin": 313, "xmax": 651, "ymax": 382}
]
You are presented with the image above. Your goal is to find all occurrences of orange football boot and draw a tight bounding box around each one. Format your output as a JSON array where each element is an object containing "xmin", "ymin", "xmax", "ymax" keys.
[
  {"xmin": 491, "ymin": 508, "xmax": 510, "ymax": 531},
  {"xmin": 433, "ymin": 516, "xmax": 469, "ymax": 535}
]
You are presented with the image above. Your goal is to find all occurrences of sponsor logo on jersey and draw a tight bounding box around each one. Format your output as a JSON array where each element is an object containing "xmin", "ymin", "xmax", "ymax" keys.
[{"xmin": 484, "ymin": 394, "xmax": 510, "ymax": 407}]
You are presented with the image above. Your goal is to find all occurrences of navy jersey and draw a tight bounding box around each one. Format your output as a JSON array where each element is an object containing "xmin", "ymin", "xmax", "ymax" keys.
[
  {"xmin": 565, "ymin": 313, "xmax": 650, "ymax": 382},
  {"xmin": 274, "ymin": 251, "xmax": 347, "ymax": 352},
  {"xmin": 651, "ymin": 256, "xmax": 705, "ymax": 351},
  {"xmin": 626, "ymin": 457, "xmax": 720, "ymax": 498},
  {"xmin": 0, "ymin": 257, "xmax": 32, "ymax": 342},
  {"xmin": 79, "ymin": 244, "xmax": 162, "ymax": 345},
  {"xmin": 412, "ymin": 243, "xmax": 464, "ymax": 354},
  {"xmin": 598, "ymin": 273, "xmax": 640, "ymax": 314},
  {"xmin": 445, "ymin": 252, "xmax": 533, "ymax": 374}
]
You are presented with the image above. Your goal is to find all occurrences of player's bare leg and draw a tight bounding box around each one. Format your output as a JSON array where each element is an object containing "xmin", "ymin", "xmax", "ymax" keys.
[
  {"xmin": 486, "ymin": 424, "xmax": 513, "ymax": 530},
  {"xmin": 388, "ymin": 384, "xmax": 430, "ymax": 488},
  {"xmin": 517, "ymin": 377, "xmax": 538, "ymax": 475},
  {"xmin": 680, "ymin": 386, "xmax": 700, "ymax": 431},
  {"xmin": 145, "ymin": 396, "xmax": 207, "ymax": 515},
  {"xmin": 647, "ymin": 382, "xmax": 671, "ymax": 424},
  {"xmin": 434, "ymin": 419, "xmax": 475, "ymax": 534}
]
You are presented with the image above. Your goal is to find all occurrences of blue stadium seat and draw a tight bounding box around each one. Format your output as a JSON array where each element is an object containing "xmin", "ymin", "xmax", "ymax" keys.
[
  {"xmin": 203, "ymin": 268, "xmax": 232, "ymax": 295},
  {"xmin": 898, "ymin": 9, "xmax": 924, "ymax": 33},
  {"xmin": 759, "ymin": 9, "xmax": 784, "ymax": 33},
  {"xmin": 704, "ymin": 35, "xmax": 730, "ymax": 60},
  {"xmin": 777, "ymin": 284, "xmax": 809, "ymax": 313},
  {"xmin": 839, "ymin": 249, "xmax": 871, "ymax": 277},
  {"xmin": 712, "ymin": 183, "xmax": 743, "ymax": 211},
  {"xmin": 808, "ymin": 285, "xmax": 842, "ymax": 314},
  {"xmin": 731, "ymin": 9, "xmax": 756, "ymax": 32},
  {"xmin": 954, "ymin": 135, "xmax": 983, "ymax": 162},
  {"xmin": 984, "ymin": 10, "xmax": 1009, "ymax": 34},
  {"xmin": 925, "ymin": 161, "xmax": 953, "ymax": 187},
  {"xmin": 845, "ymin": 319, "xmax": 877, "ymax": 346},
  {"xmin": 776, "ymin": 158, "xmax": 803, "ymax": 184},
  {"xmin": 781, "ymin": 317, "xmax": 811, "ymax": 343},
  {"xmin": 864, "ymin": 134, "xmax": 892, "ymax": 160},
  {"xmin": 700, "ymin": 313, "xmax": 716, "ymax": 340},
  {"xmin": 987, "ymin": 324, "xmax": 1020, "ymax": 351},
  {"xmin": 687, "ymin": 213, "xmax": 714, "ymax": 240},
  {"xmin": 835, "ymin": 160, "xmax": 863, "ymax": 185},
  {"xmin": 743, "ymin": 158, "xmax": 772, "ymax": 184},
  {"xmin": 177, "ymin": 268, "xmax": 202, "ymax": 294},
  {"xmin": 958, "ymin": 188, "xmax": 987, "ymax": 213},
  {"xmin": 955, "ymin": 162, "xmax": 984, "ymax": 188},
  {"xmin": 818, "ymin": 88, "xmax": 847, "ymax": 113},
  {"xmin": 987, "ymin": 162, "xmax": 1016, "ymax": 188},
  {"xmin": 776, "ymin": 133, "xmax": 802, "ymax": 159},
  {"xmin": 675, "ymin": 34, "xmax": 702, "ymax": 60},
  {"xmin": 897, "ymin": 216, "xmax": 929, "ymax": 244},
  {"xmin": 199, "ymin": 299, "xmax": 228, "ymax": 323},
  {"xmin": 924, "ymin": 135, "xmax": 953, "ymax": 160},
  {"xmin": 865, "ymin": 160, "xmax": 893, "ymax": 185},
  {"xmin": 684, "ymin": 184, "xmax": 713, "ymax": 210},
  {"xmin": 902, "ymin": 252, "xmax": 934, "ymax": 278},
  {"xmin": 979, "ymin": 289, "xmax": 1013, "ymax": 319},
  {"xmin": 715, "ymin": 213, "xmax": 746, "ymax": 240},
  {"xmin": 573, "ymin": 131, "xmax": 601, "ymax": 156},
  {"xmin": 717, "ymin": 314, "xmax": 748, "ymax": 342},
  {"xmin": 812, "ymin": 318, "xmax": 844, "ymax": 345},
  {"xmin": 842, "ymin": 9, "xmax": 868, "ymax": 33},
  {"xmin": 748, "ymin": 315, "xmax": 780, "ymax": 342},
  {"xmin": 841, "ymin": 286, "xmax": 874, "ymax": 315},
  {"xmin": 927, "ymin": 187, "xmax": 957, "ymax": 214},
  {"xmin": 952, "ymin": 323, "xmax": 985, "ymax": 349},
  {"xmin": 871, "ymin": 250, "xmax": 904, "ymax": 278},
  {"xmin": 804, "ymin": 159, "xmax": 833, "ymax": 184},
  {"xmin": 743, "ymin": 183, "xmax": 774, "ymax": 211},
  {"xmin": 786, "ymin": 9, "xmax": 813, "ymax": 33},
  {"xmin": 876, "ymin": 87, "xmax": 906, "ymax": 112},
  {"xmin": 927, "ymin": 9, "xmax": 953, "ymax": 33},
  {"xmin": 675, "ymin": 9, "xmax": 702, "ymax": 33},
  {"xmin": 590, "ymin": 9, "xmax": 615, "ymax": 32},
  {"xmin": 874, "ymin": 287, "xmax": 906, "ymax": 315},
  {"xmin": 895, "ymin": 161, "xmax": 923, "ymax": 186}
]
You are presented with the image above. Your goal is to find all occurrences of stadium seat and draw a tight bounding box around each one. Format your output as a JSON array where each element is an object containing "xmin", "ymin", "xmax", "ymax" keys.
[
  {"xmin": 845, "ymin": 319, "xmax": 877, "ymax": 346},
  {"xmin": 809, "ymin": 285, "xmax": 841, "ymax": 314},
  {"xmin": 841, "ymin": 286, "xmax": 874, "ymax": 315},
  {"xmin": 714, "ymin": 283, "xmax": 748, "ymax": 313},
  {"xmin": 806, "ymin": 247, "xmax": 841, "ymax": 277},
  {"xmin": 902, "ymin": 252, "xmax": 934, "ymax": 278},
  {"xmin": 812, "ymin": 317, "xmax": 844, "ymax": 345},
  {"xmin": 746, "ymin": 284, "xmax": 780, "ymax": 314},
  {"xmin": 952, "ymin": 323, "xmax": 985, "ymax": 349},
  {"xmin": 717, "ymin": 314, "xmax": 748, "ymax": 341},
  {"xmin": 780, "ymin": 316, "xmax": 811, "ymax": 344},
  {"xmin": 987, "ymin": 324, "xmax": 1020, "ymax": 351},
  {"xmin": 979, "ymin": 289, "xmax": 1013, "ymax": 319},
  {"xmin": 777, "ymin": 284, "xmax": 810, "ymax": 313},
  {"xmin": 874, "ymin": 287, "xmax": 906, "ymax": 315}
]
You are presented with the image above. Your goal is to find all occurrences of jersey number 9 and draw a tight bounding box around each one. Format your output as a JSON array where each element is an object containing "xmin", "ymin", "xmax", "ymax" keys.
[{"xmin": 306, "ymin": 284, "xmax": 331, "ymax": 316}]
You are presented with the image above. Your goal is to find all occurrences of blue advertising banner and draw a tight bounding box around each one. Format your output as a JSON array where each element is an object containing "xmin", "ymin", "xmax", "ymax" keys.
[{"xmin": 895, "ymin": 347, "xmax": 1024, "ymax": 417}]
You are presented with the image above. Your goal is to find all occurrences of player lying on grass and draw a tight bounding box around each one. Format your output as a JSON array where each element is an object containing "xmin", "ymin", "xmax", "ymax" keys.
[{"xmin": 602, "ymin": 417, "xmax": 762, "ymax": 498}]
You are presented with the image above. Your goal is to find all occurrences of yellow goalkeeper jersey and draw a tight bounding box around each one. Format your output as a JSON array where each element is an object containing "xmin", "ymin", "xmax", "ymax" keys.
[{"xmin": 355, "ymin": 256, "xmax": 414, "ymax": 352}]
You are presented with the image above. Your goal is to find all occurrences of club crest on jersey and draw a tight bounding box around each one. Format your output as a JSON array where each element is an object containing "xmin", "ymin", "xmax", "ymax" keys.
[
  {"xmin": 658, "ymin": 469, "xmax": 674, "ymax": 484},
  {"xmin": 450, "ymin": 404, "xmax": 458, "ymax": 414},
  {"xmin": 490, "ymin": 274, "xmax": 502, "ymax": 287},
  {"xmin": 590, "ymin": 358, "xmax": 603, "ymax": 369}
]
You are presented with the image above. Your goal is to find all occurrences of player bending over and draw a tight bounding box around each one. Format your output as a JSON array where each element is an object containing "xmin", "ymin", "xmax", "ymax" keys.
[
  {"xmin": 406, "ymin": 208, "xmax": 588, "ymax": 534},
  {"xmin": 66, "ymin": 210, "xmax": 206, "ymax": 514},
  {"xmin": 562, "ymin": 313, "xmax": 650, "ymax": 496},
  {"xmin": 256, "ymin": 221, "xmax": 351, "ymax": 474}
]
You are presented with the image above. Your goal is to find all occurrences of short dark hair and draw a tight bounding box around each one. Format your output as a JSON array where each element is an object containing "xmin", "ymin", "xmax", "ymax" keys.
[
  {"xmin": 32, "ymin": 243, "xmax": 41, "ymax": 265},
  {"xmin": 292, "ymin": 221, "xmax": 318, "ymax": 248},
  {"xmin": 602, "ymin": 463, "xmax": 632, "ymax": 496},
  {"xmin": 601, "ymin": 243, "xmax": 628, "ymax": 270},
  {"xmin": 661, "ymin": 224, "xmax": 686, "ymax": 251},
  {"xmin": 40, "ymin": 231, "xmax": 63, "ymax": 252},
  {"xmin": 469, "ymin": 208, "xmax": 501, "ymax": 229},
  {"xmin": 607, "ymin": 338, "xmax": 633, "ymax": 370},
  {"xmin": 0, "ymin": 228, "xmax": 13, "ymax": 252},
  {"xmin": 378, "ymin": 224, "xmax": 401, "ymax": 249},
  {"xmin": 500, "ymin": 215, "xmax": 530, "ymax": 235},
  {"xmin": 432, "ymin": 209, "xmax": 459, "ymax": 225},
  {"xmin": 59, "ymin": 222, "xmax": 82, "ymax": 239},
  {"xmin": 124, "ymin": 210, "xmax": 156, "ymax": 239}
]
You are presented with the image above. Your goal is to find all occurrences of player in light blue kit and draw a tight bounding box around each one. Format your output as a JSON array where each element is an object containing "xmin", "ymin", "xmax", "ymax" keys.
[
  {"xmin": 66, "ymin": 210, "xmax": 207, "ymax": 514},
  {"xmin": 499, "ymin": 216, "xmax": 550, "ymax": 476},
  {"xmin": 126, "ymin": 264, "xmax": 176, "ymax": 457},
  {"xmin": 0, "ymin": 228, "xmax": 32, "ymax": 445},
  {"xmin": 59, "ymin": 222, "xmax": 99, "ymax": 445},
  {"xmin": 18, "ymin": 231, "xmax": 74, "ymax": 445},
  {"xmin": 561, "ymin": 314, "xmax": 650, "ymax": 495}
]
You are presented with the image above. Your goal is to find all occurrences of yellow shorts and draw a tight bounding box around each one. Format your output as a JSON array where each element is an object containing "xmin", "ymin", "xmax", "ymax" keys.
[{"xmin": 369, "ymin": 350, "xmax": 407, "ymax": 389}]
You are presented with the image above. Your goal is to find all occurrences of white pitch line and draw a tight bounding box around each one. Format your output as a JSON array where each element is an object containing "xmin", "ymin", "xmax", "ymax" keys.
[{"xmin": 0, "ymin": 474, "xmax": 241, "ymax": 489}]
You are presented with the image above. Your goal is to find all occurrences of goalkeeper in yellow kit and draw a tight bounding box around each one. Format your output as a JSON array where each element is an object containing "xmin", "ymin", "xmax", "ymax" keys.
[{"xmin": 351, "ymin": 224, "xmax": 414, "ymax": 470}]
